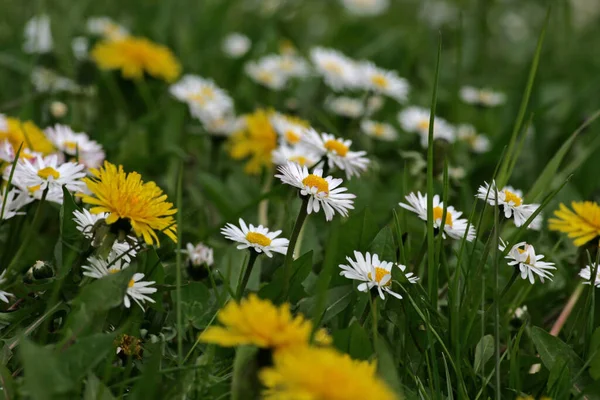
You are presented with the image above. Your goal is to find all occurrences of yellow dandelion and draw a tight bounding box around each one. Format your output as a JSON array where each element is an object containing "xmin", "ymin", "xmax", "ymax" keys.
[
  {"xmin": 199, "ymin": 294, "xmax": 331, "ymax": 352},
  {"xmin": 91, "ymin": 36, "xmax": 181, "ymax": 82},
  {"xmin": 260, "ymin": 346, "xmax": 397, "ymax": 400},
  {"xmin": 0, "ymin": 118, "xmax": 54, "ymax": 155},
  {"xmin": 79, "ymin": 161, "xmax": 177, "ymax": 246},
  {"xmin": 228, "ymin": 109, "xmax": 277, "ymax": 174},
  {"xmin": 548, "ymin": 201, "xmax": 600, "ymax": 247}
]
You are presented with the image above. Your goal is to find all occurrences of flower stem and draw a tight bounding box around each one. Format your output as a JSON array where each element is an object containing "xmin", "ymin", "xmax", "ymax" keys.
[
  {"xmin": 281, "ymin": 196, "xmax": 310, "ymax": 300},
  {"xmin": 550, "ymin": 284, "xmax": 584, "ymax": 337},
  {"xmin": 485, "ymin": 268, "xmax": 520, "ymax": 315},
  {"xmin": 237, "ymin": 250, "xmax": 259, "ymax": 300}
]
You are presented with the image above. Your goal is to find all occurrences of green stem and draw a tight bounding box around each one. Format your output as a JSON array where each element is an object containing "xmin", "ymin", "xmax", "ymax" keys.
[
  {"xmin": 175, "ymin": 163, "xmax": 184, "ymax": 366},
  {"xmin": 485, "ymin": 268, "xmax": 520, "ymax": 316},
  {"xmin": 237, "ymin": 251, "xmax": 259, "ymax": 300},
  {"xmin": 281, "ymin": 196, "xmax": 310, "ymax": 300}
]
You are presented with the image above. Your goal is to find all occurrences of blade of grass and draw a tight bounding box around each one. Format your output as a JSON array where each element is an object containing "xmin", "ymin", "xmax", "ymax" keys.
[
  {"xmin": 175, "ymin": 162, "xmax": 184, "ymax": 366},
  {"xmin": 493, "ymin": 186, "xmax": 501, "ymax": 399}
]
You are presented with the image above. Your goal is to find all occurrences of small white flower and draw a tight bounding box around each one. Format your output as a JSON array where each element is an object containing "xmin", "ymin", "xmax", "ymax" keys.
[
  {"xmin": 31, "ymin": 68, "xmax": 81, "ymax": 94},
  {"xmin": 272, "ymin": 144, "xmax": 319, "ymax": 168},
  {"xmin": 460, "ymin": 86, "xmax": 506, "ymax": 107},
  {"xmin": 184, "ymin": 242, "xmax": 214, "ymax": 267},
  {"xmin": 457, "ymin": 124, "xmax": 490, "ymax": 153},
  {"xmin": 361, "ymin": 120, "xmax": 398, "ymax": 141},
  {"xmin": 366, "ymin": 95, "xmax": 385, "ymax": 114},
  {"xmin": 448, "ymin": 166, "xmax": 466, "ymax": 180},
  {"xmin": 0, "ymin": 189, "xmax": 33, "ymax": 220},
  {"xmin": 198, "ymin": 114, "xmax": 241, "ymax": 137},
  {"xmin": 275, "ymin": 55, "xmax": 311, "ymax": 79},
  {"xmin": 245, "ymin": 57, "xmax": 289, "ymax": 90},
  {"xmin": 45, "ymin": 124, "xmax": 105, "ymax": 169},
  {"xmin": 476, "ymin": 182, "xmax": 540, "ymax": 228},
  {"xmin": 339, "ymin": 0, "xmax": 390, "ymax": 16},
  {"xmin": 221, "ymin": 218, "xmax": 289, "ymax": 257},
  {"xmin": 339, "ymin": 251, "xmax": 416, "ymax": 300},
  {"xmin": 170, "ymin": 75, "xmax": 234, "ymax": 122},
  {"xmin": 71, "ymin": 36, "xmax": 89, "ymax": 60},
  {"xmin": 399, "ymin": 192, "xmax": 476, "ymax": 241},
  {"xmin": 326, "ymin": 96, "xmax": 365, "ymax": 119},
  {"xmin": 275, "ymin": 162, "xmax": 356, "ymax": 221},
  {"xmin": 23, "ymin": 15, "xmax": 53, "ymax": 54},
  {"xmin": 302, "ymin": 128, "xmax": 369, "ymax": 179},
  {"xmin": 513, "ymin": 305, "xmax": 528, "ymax": 319},
  {"xmin": 310, "ymin": 47, "xmax": 360, "ymax": 91},
  {"xmin": 270, "ymin": 113, "xmax": 307, "ymax": 146},
  {"xmin": 357, "ymin": 61, "xmax": 409, "ymax": 103},
  {"xmin": 500, "ymin": 240, "xmax": 556, "ymax": 284},
  {"xmin": 124, "ymin": 273, "xmax": 157, "ymax": 310},
  {"xmin": 579, "ymin": 264, "xmax": 600, "ymax": 287},
  {"xmin": 10, "ymin": 154, "xmax": 86, "ymax": 204},
  {"xmin": 0, "ymin": 270, "xmax": 14, "ymax": 304},
  {"xmin": 222, "ymin": 33, "xmax": 251, "ymax": 58},
  {"xmin": 82, "ymin": 254, "xmax": 130, "ymax": 279},
  {"xmin": 397, "ymin": 106, "xmax": 455, "ymax": 147},
  {"xmin": 50, "ymin": 101, "xmax": 68, "ymax": 119},
  {"xmin": 86, "ymin": 17, "xmax": 129, "ymax": 40}
]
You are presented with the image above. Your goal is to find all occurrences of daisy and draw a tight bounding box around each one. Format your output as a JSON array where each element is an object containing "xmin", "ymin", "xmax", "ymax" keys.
[
  {"xmin": 357, "ymin": 61, "xmax": 409, "ymax": 102},
  {"xmin": 460, "ymin": 86, "xmax": 506, "ymax": 107},
  {"xmin": 23, "ymin": 15, "xmax": 53, "ymax": 54},
  {"xmin": 199, "ymin": 114, "xmax": 243, "ymax": 137},
  {"xmin": 30, "ymin": 68, "xmax": 81, "ymax": 94},
  {"xmin": 124, "ymin": 273, "xmax": 157, "ymax": 310},
  {"xmin": 310, "ymin": 47, "xmax": 360, "ymax": 91},
  {"xmin": 79, "ymin": 161, "xmax": 177, "ymax": 246},
  {"xmin": 221, "ymin": 218, "xmax": 289, "ymax": 257},
  {"xmin": 500, "ymin": 240, "xmax": 556, "ymax": 284},
  {"xmin": 270, "ymin": 113, "xmax": 309, "ymax": 146},
  {"xmin": 0, "ymin": 270, "xmax": 14, "ymax": 304},
  {"xmin": 326, "ymin": 96, "xmax": 365, "ymax": 119},
  {"xmin": 71, "ymin": 36, "xmax": 89, "ymax": 60},
  {"xmin": 10, "ymin": 154, "xmax": 86, "ymax": 204},
  {"xmin": 245, "ymin": 57, "xmax": 289, "ymax": 90},
  {"xmin": 275, "ymin": 162, "xmax": 356, "ymax": 221},
  {"xmin": 222, "ymin": 32, "xmax": 251, "ymax": 58},
  {"xmin": 169, "ymin": 75, "xmax": 234, "ymax": 121},
  {"xmin": 476, "ymin": 182, "xmax": 540, "ymax": 228},
  {"xmin": 86, "ymin": 17, "xmax": 129, "ymax": 41},
  {"xmin": 397, "ymin": 106, "xmax": 455, "ymax": 147},
  {"xmin": 339, "ymin": 251, "xmax": 418, "ymax": 300},
  {"xmin": 549, "ymin": 201, "xmax": 600, "ymax": 247},
  {"xmin": 457, "ymin": 124, "xmax": 491, "ymax": 153},
  {"xmin": 184, "ymin": 242, "xmax": 214, "ymax": 267},
  {"xmin": 399, "ymin": 192, "xmax": 476, "ymax": 241},
  {"xmin": 0, "ymin": 140, "xmax": 15, "ymax": 162},
  {"xmin": 82, "ymin": 254, "xmax": 130, "ymax": 279},
  {"xmin": 339, "ymin": 0, "xmax": 390, "ymax": 16},
  {"xmin": 272, "ymin": 145, "xmax": 319, "ymax": 168},
  {"xmin": 361, "ymin": 120, "xmax": 398, "ymax": 141},
  {"xmin": 269, "ymin": 54, "xmax": 310, "ymax": 80},
  {"xmin": 0, "ymin": 189, "xmax": 33, "ymax": 220},
  {"xmin": 579, "ymin": 264, "xmax": 600, "ymax": 287},
  {"xmin": 366, "ymin": 95, "xmax": 385, "ymax": 114},
  {"xmin": 45, "ymin": 124, "xmax": 105, "ymax": 169},
  {"xmin": 302, "ymin": 129, "xmax": 369, "ymax": 179}
]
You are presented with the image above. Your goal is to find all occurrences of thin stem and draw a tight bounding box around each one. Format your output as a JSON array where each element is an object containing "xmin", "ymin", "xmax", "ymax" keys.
[
  {"xmin": 281, "ymin": 196, "xmax": 310, "ymax": 300},
  {"xmin": 236, "ymin": 251, "xmax": 259, "ymax": 300},
  {"xmin": 550, "ymin": 284, "xmax": 584, "ymax": 337},
  {"xmin": 175, "ymin": 163, "xmax": 184, "ymax": 366}
]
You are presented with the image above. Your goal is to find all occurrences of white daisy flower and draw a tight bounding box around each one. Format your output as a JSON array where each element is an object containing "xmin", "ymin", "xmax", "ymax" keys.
[
  {"xmin": 275, "ymin": 162, "xmax": 356, "ymax": 221},
  {"xmin": 339, "ymin": 251, "xmax": 416, "ymax": 300},
  {"xmin": 310, "ymin": 47, "xmax": 360, "ymax": 91},
  {"xmin": 579, "ymin": 264, "xmax": 600, "ymax": 287},
  {"xmin": 460, "ymin": 86, "xmax": 506, "ymax": 107},
  {"xmin": 500, "ymin": 240, "xmax": 556, "ymax": 284},
  {"xmin": 0, "ymin": 270, "xmax": 14, "ymax": 304},
  {"xmin": 399, "ymin": 192, "xmax": 476, "ymax": 241},
  {"xmin": 0, "ymin": 140, "xmax": 15, "ymax": 162},
  {"xmin": 45, "ymin": 124, "xmax": 105, "ymax": 169},
  {"xmin": 476, "ymin": 182, "xmax": 540, "ymax": 228},
  {"xmin": 339, "ymin": 0, "xmax": 390, "ymax": 16},
  {"xmin": 275, "ymin": 54, "xmax": 311, "ymax": 79},
  {"xmin": 397, "ymin": 106, "xmax": 455, "ymax": 147},
  {"xmin": 23, "ymin": 15, "xmax": 53, "ymax": 54},
  {"xmin": 326, "ymin": 96, "xmax": 365, "ymax": 119},
  {"xmin": 10, "ymin": 154, "xmax": 86, "ymax": 204},
  {"xmin": 245, "ymin": 57, "xmax": 289, "ymax": 90},
  {"xmin": 361, "ymin": 120, "xmax": 398, "ymax": 141},
  {"xmin": 71, "ymin": 36, "xmax": 89, "ymax": 60},
  {"xmin": 357, "ymin": 61, "xmax": 409, "ymax": 103},
  {"xmin": 366, "ymin": 95, "xmax": 385, "ymax": 114},
  {"xmin": 272, "ymin": 145, "xmax": 319, "ymax": 168},
  {"xmin": 221, "ymin": 218, "xmax": 289, "ymax": 258},
  {"xmin": 222, "ymin": 32, "xmax": 251, "ymax": 58},
  {"xmin": 124, "ymin": 273, "xmax": 157, "ymax": 310},
  {"xmin": 86, "ymin": 17, "xmax": 129, "ymax": 40},
  {"xmin": 198, "ymin": 113, "xmax": 241, "ymax": 137},
  {"xmin": 31, "ymin": 68, "xmax": 81, "ymax": 94},
  {"xmin": 82, "ymin": 254, "xmax": 130, "ymax": 279},
  {"xmin": 457, "ymin": 124, "xmax": 491, "ymax": 153},
  {"xmin": 302, "ymin": 128, "xmax": 369, "ymax": 179},
  {"xmin": 169, "ymin": 75, "xmax": 234, "ymax": 121},
  {"xmin": 0, "ymin": 189, "xmax": 33, "ymax": 220},
  {"xmin": 183, "ymin": 242, "xmax": 214, "ymax": 267},
  {"xmin": 270, "ymin": 113, "xmax": 307, "ymax": 146}
]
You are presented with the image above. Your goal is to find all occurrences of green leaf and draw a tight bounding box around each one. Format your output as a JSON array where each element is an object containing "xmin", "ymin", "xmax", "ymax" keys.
[
  {"xmin": 0, "ymin": 363, "xmax": 16, "ymax": 400},
  {"xmin": 531, "ymin": 326, "xmax": 583, "ymax": 376},
  {"xmin": 84, "ymin": 374, "xmax": 116, "ymax": 400},
  {"xmin": 258, "ymin": 251, "xmax": 313, "ymax": 303},
  {"xmin": 62, "ymin": 333, "xmax": 117, "ymax": 382},
  {"xmin": 73, "ymin": 268, "xmax": 133, "ymax": 312},
  {"xmin": 298, "ymin": 285, "xmax": 354, "ymax": 324},
  {"xmin": 231, "ymin": 346, "xmax": 261, "ymax": 400},
  {"xmin": 589, "ymin": 327, "xmax": 600, "ymax": 380},
  {"xmin": 55, "ymin": 186, "xmax": 81, "ymax": 277},
  {"xmin": 474, "ymin": 335, "xmax": 494, "ymax": 373},
  {"xmin": 130, "ymin": 344, "xmax": 163, "ymax": 400},
  {"xmin": 547, "ymin": 357, "xmax": 571, "ymax": 399},
  {"xmin": 369, "ymin": 225, "xmax": 397, "ymax": 262},
  {"xmin": 20, "ymin": 339, "xmax": 72, "ymax": 400},
  {"xmin": 374, "ymin": 335, "xmax": 402, "ymax": 394},
  {"xmin": 332, "ymin": 321, "xmax": 373, "ymax": 361}
]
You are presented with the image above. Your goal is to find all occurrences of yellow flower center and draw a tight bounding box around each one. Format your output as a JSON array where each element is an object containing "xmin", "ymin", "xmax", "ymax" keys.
[
  {"xmin": 323, "ymin": 140, "xmax": 349, "ymax": 157},
  {"xmin": 188, "ymin": 87, "xmax": 215, "ymax": 105},
  {"xmin": 504, "ymin": 190, "xmax": 523, "ymax": 206},
  {"xmin": 323, "ymin": 61, "xmax": 342, "ymax": 75},
  {"xmin": 246, "ymin": 232, "xmax": 272, "ymax": 247},
  {"xmin": 479, "ymin": 91, "xmax": 493, "ymax": 103},
  {"xmin": 289, "ymin": 156, "xmax": 308, "ymax": 166},
  {"xmin": 109, "ymin": 269, "xmax": 120, "ymax": 274},
  {"xmin": 417, "ymin": 120, "xmax": 430, "ymax": 131},
  {"xmin": 372, "ymin": 124, "xmax": 386, "ymax": 136},
  {"xmin": 433, "ymin": 206, "xmax": 453, "ymax": 227},
  {"xmin": 64, "ymin": 141, "xmax": 78, "ymax": 151},
  {"xmin": 302, "ymin": 174, "xmax": 329, "ymax": 194},
  {"xmin": 285, "ymin": 130, "xmax": 301, "ymax": 144},
  {"xmin": 371, "ymin": 74, "xmax": 388, "ymax": 89},
  {"xmin": 37, "ymin": 166, "xmax": 60, "ymax": 180},
  {"xmin": 517, "ymin": 247, "xmax": 532, "ymax": 264},
  {"xmin": 28, "ymin": 184, "xmax": 41, "ymax": 193},
  {"xmin": 367, "ymin": 267, "xmax": 391, "ymax": 286},
  {"xmin": 257, "ymin": 70, "xmax": 274, "ymax": 83},
  {"xmin": 128, "ymin": 279, "xmax": 135, "ymax": 288}
]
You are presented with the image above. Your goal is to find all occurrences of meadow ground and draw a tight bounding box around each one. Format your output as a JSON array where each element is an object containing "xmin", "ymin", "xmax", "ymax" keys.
[{"xmin": 1, "ymin": 0, "xmax": 600, "ymax": 399}]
